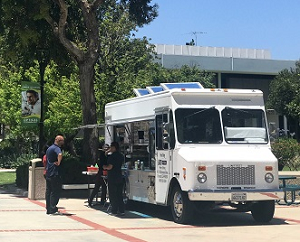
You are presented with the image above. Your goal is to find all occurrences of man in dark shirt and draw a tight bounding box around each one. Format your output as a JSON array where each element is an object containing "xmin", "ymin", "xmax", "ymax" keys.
[
  {"xmin": 45, "ymin": 135, "xmax": 64, "ymax": 215},
  {"xmin": 103, "ymin": 141, "xmax": 125, "ymax": 216}
]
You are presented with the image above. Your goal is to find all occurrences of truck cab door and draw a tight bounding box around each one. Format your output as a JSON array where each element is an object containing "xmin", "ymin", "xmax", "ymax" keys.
[{"xmin": 155, "ymin": 108, "xmax": 174, "ymax": 204}]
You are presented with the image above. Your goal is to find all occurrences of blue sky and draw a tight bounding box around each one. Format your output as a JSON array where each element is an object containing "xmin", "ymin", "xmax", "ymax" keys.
[{"xmin": 134, "ymin": 0, "xmax": 300, "ymax": 60}]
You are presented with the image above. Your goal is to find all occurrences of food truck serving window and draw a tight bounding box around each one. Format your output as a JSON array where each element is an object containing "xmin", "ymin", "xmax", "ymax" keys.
[{"xmin": 175, "ymin": 108, "xmax": 222, "ymax": 144}]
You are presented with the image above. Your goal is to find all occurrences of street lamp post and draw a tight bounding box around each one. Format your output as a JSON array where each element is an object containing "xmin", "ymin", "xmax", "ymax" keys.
[{"xmin": 37, "ymin": 48, "xmax": 49, "ymax": 157}]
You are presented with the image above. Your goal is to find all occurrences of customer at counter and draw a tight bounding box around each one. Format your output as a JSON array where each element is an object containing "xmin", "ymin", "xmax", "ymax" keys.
[
  {"xmin": 103, "ymin": 141, "xmax": 125, "ymax": 216},
  {"xmin": 88, "ymin": 143, "xmax": 109, "ymax": 207}
]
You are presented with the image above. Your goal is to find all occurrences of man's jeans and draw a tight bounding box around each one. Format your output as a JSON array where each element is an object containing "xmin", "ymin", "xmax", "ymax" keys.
[{"xmin": 45, "ymin": 175, "xmax": 62, "ymax": 214}]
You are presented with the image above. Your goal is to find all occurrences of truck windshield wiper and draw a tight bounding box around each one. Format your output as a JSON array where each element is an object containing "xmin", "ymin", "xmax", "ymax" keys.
[
  {"xmin": 184, "ymin": 106, "xmax": 216, "ymax": 120},
  {"xmin": 224, "ymin": 106, "xmax": 251, "ymax": 114}
]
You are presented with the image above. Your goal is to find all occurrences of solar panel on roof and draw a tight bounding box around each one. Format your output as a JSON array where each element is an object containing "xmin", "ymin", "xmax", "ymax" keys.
[
  {"xmin": 133, "ymin": 82, "xmax": 204, "ymax": 97},
  {"xmin": 146, "ymin": 86, "xmax": 164, "ymax": 93},
  {"xmin": 161, "ymin": 82, "xmax": 203, "ymax": 90},
  {"xmin": 133, "ymin": 88, "xmax": 150, "ymax": 97}
]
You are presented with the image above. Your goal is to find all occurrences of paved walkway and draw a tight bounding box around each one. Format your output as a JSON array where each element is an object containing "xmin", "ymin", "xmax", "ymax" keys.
[
  {"xmin": 0, "ymin": 188, "xmax": 149, "ymax": 242},
  {"xmin": 1, "ymin": 183, "xmax": 300, "ymax": 242}
]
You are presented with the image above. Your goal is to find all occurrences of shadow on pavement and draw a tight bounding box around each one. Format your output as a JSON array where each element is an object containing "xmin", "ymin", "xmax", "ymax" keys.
[{"xmin": 88, "ymin": 200, "xmax": 288, "ymax": 227}]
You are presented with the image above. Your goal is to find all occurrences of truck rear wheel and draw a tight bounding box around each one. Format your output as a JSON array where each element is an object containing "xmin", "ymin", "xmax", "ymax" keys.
[
  {"xmin": 251, "ymin": 200, "xmax": 275, "ymax": 223},
  {"xmin": 170, "ymin": 185, "xmax": 193, "ymax": 224}
]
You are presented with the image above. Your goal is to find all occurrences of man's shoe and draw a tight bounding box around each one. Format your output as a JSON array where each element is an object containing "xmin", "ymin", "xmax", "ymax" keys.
[
  {"xmin": 118, "ymin": 212, "xmax": 125, "ymax": 217},
  {"xmin": 108, "ymin": 212, "xmax": 118, "ymax": 216},
  {"xmin": 50, "ymin": 211, "xmax": 64, "ymax": 216}
]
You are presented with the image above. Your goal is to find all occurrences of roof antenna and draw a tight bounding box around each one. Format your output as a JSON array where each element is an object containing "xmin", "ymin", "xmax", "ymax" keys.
[{"xmin": 186, "ymin": 31, "xmax": 207, "ymax": 46}]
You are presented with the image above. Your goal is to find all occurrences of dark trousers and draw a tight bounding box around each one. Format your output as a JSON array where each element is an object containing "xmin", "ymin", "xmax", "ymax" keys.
[
  {"xmin": 45, "ymin": 176, "xmax": 62, "ymax": 214},
  {"xmin": 108, "ymin": 181, "xmax": 125, "ymax": 214},
  {"xmin": 89, "ymin": 173, "xmax": 107, "ymax": 203}
]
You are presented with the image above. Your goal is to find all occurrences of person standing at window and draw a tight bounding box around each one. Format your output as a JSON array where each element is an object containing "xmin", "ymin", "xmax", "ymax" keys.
[
  {"xmin": 88, "ymin": 143, "xmax": 109, "ymax": 206},
  {"xmin": 103, "ymin": 142, "xmax": 125, "ymax": 216}
]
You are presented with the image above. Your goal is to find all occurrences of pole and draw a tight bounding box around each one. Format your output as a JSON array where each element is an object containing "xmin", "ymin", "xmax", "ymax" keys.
[
  {"xmin": 39, "ymin": 62, "xmax": 45, "ymax": 157},
  {"xmin": 37, "ymin": 49, "xmax": 49, "ymax": 157}
]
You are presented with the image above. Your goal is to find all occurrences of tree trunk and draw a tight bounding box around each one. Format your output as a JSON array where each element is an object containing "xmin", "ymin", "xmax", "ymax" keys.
[{"xmin": 78, "ymin": 61, "xmax": 99, "ymax": 164}]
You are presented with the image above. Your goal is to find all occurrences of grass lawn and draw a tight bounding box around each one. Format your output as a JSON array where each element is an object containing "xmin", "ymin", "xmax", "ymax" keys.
[{"xmin": 0, "ymin": 171, "xmax": 16, "ymax": 187}]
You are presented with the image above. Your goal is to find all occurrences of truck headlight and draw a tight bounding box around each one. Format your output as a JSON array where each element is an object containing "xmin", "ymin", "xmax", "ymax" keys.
[
  {"xmin": 197, "ymin": 173, "xmax": 207, "ymax": 183},
  {"xmin": 265, "ymin": 173, "xmax": 274, "ymax": 183}
]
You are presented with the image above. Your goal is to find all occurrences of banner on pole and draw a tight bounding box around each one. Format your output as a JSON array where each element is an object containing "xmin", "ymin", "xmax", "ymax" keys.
[{"xmin": 21, "ymin": 82, "xmax": 41, "ymax": 127}]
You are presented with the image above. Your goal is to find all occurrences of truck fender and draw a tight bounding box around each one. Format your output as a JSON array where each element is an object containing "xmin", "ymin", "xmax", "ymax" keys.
[{"xmin": 167, "ymin": 177, "xmax": 181, "ymax": 206}]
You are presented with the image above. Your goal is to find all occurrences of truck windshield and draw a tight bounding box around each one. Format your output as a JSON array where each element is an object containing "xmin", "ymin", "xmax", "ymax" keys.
[
  {"xmin": 176, "ymin": 108, "xmax": 222, "ymax": 144},
  {"xmin": 221, "ymin": 107, "xmax": 268, "ymax": 144}
]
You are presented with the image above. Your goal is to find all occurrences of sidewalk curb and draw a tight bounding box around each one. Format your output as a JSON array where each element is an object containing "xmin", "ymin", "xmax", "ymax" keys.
[{"xmin": 0, "ymin": 169, "xmax": 16, "ymax": 173}]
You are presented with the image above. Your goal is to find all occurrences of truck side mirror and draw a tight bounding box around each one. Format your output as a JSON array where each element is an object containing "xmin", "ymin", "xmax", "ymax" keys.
[
  {"xmin": 162, "ymin": 122, "xmax": 170, "ymax": 146},
  {"xmin": 162, "ymin": 122, "xmax": 170, "ymax": 138}
]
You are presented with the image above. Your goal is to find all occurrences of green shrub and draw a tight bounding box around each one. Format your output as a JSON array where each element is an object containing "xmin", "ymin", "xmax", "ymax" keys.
[
  {"xmin": 0, "ymin": 140, "xmax": 18, "ymax": 168},
  {"xmin": 271, "ymin": 138, "xmax": 300, "ymax": 171},
  {"xmin": 1, "ymin": 148, "xmax": 89, "ymax": 186},
  {"xmin": 16, "ymin": 164, "xmax": 30, "ymax": 189},
  {"xmin": 60, "ymin": 152, "xmax": 88, "ymax": 184},
  {"xmin": 15, "ymin": 153, "xmax": 38, "ymax": 189},
  {"xmin": 0, "ymin": 138, "xmax": 37, "ymax": 168},
  {"xmin": 11, "ymin": 153, "xmax": 38, "ymax": 168},
  {"xmin": 0, "ymin": 155, "xmax": 13, "ymax": 169}
]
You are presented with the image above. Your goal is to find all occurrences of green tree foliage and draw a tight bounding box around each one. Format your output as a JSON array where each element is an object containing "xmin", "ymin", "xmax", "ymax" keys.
[
  {"xmin": 151, "ymin": 65, "xmax": 215, "ymax": 88},
  {"xmin": 95, "ymin": 35, "xmax": 156, "ymax": 121},
  {"xmin": 43, "ymin": 62, "xmax": 82, "ymax": 138},
  {"xmin": 271, "ymin": 138, "xmax": 300, "ymax": 171},
  {"xmin": 0, "ymin": 1, "xmax": 214, "ymax": 163},
  {"xmin": 267, "ymin": 61, "xmax": 300, "ymax": 140},
  {"xmin": 0, "ymin": 0, "xmax": 158, "ymax": 164},
  {"xmin": 96, "ymin": 44, "xmax": 215, "ymax": 122},
  {"xmin": 0, "ymin": 60, "xmax": 83, "ymax": 153},
  {"xmin": 0, "ymin": 64, "xmax": 22, "ymax": 134},
  {"xmin": 0, "ymin": 63, "xmax": 41, "ymax": 154},
  {"xmin": 267, "ymin": 62, "xmax": 300, "ymax": 117}
]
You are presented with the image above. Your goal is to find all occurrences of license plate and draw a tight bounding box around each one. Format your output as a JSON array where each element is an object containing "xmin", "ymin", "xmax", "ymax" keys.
[{"xmin": 231, "ymin": 192, "xmax": 247, "ymax": 202}]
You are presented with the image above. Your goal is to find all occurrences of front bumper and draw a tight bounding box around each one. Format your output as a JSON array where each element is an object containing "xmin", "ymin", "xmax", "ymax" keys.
[{"xmin": 188, "ymin": 189, "xmax": 284, "ymax": 202}]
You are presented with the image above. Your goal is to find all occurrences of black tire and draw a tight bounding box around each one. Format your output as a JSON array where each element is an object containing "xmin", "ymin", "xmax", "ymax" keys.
[
  {"xmin": 170, "ymin": 185, "xmax": 193, "ymax": 224},
  {"xmin": 251, "ymin": 200, "xmax": 275, "ymax": 223}
]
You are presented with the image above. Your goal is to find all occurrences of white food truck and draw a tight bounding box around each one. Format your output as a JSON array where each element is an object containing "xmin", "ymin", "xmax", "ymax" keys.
[{"xmin": 104, "ymin": 82, "xmax": 283, "ymax": 224}]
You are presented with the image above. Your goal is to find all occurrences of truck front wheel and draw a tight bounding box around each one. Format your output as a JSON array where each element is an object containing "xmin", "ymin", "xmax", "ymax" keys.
[
  {"xmin": 170, "ymin": 185, "xmax": 193, "ymax": 224},
  {"xmin": 251, "ymin": 200, "xmax": 275, "ymax": 223}
]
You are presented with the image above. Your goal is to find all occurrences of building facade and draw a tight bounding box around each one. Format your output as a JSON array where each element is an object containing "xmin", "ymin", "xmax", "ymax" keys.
[{"xmin": 153, "ymin": 44, "xmax": 297, "ymax": 138}]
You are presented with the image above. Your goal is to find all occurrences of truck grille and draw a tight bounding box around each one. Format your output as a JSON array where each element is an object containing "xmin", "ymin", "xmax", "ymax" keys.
[{"xmin": 217, "ymin": 165, "xmax": 255, "ymax": 185}]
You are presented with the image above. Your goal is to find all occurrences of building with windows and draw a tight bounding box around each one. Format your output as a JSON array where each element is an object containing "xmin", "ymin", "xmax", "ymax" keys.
[{"xmin": 153, "ymin": 44, "xmax": 297, "ymax": 137}]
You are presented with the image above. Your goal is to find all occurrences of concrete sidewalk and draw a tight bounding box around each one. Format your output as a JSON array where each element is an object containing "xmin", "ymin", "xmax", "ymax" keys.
[
  {"xmin": 0, "ymin": 187, "xmax": 148, "ymax": 242},
  {"xmin": 1, "ymin": 186, "xmax": 300, "ymax": 242}
]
